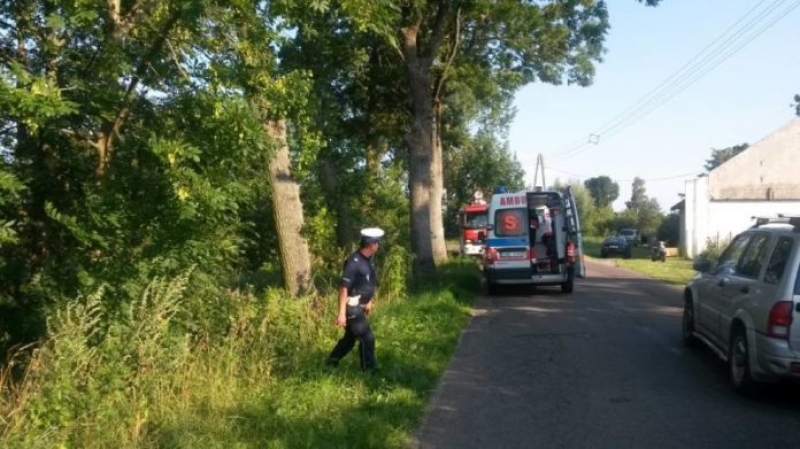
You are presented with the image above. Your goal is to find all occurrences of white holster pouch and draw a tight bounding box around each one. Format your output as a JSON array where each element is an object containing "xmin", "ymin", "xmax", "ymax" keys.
[{"xmin": 346, "ymin": 295, "xmax": 361, "ymax": 307}]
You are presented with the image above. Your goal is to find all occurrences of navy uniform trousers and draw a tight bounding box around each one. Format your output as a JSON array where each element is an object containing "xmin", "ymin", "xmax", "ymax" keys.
[{"xmin": 328, "ymin": 304, "xmax": 376, "ymax": 370}]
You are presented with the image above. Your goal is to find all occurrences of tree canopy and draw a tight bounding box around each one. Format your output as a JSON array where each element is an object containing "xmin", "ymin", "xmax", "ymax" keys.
[
  {"xmin": 584, "ymin": 176, "xmax": 620, "ymax": 209},
  {"xmin": 625, "ymin": 177, "xmax": 647, "ymax": 211},
  {"xmin": 704, "ymin": 143, "xmax": 749, "ymax": 172},
  {"xmin": 1, "ymin": 0, "xmax": 667, "ymax": 352}
]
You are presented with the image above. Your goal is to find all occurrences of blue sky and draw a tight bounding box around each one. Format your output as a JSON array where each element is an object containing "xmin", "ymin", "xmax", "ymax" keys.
[{"xmin": 508, "ymin": 0, "xmax": 800, "ymax": 212}]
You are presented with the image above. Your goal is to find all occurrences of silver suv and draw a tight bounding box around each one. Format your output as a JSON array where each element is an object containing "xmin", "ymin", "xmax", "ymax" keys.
[{"xmin": 683, "ymin": 215, "xmax": 800, "ymax": 394}]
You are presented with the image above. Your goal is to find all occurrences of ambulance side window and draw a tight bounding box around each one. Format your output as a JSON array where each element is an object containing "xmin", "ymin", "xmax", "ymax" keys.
[{"xmin": 495, "ymin": 208, "xmax": 526, "ymax": 237}]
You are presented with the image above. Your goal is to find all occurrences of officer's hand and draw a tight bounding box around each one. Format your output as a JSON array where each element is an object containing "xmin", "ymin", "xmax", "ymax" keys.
[
  {"xmin": 364, "ymin": 302, "xmax": 373, "ymax": 315},
  {"xmin": 336, "ymin": 313, "xmax": 347, "ymax": 327}
]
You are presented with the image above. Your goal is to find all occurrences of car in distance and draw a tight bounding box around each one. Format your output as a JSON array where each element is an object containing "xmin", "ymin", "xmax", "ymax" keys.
[
  {"xmin": 600, "ymin": 236, "xmax": 631, "ymax": 259},
  {"xmin": 682, "ymin": 215, "xmax": 800, "ymax": 394},
  {"xmin": 619, "ymin": 228, "xmax": 639, "ymax": 247}
]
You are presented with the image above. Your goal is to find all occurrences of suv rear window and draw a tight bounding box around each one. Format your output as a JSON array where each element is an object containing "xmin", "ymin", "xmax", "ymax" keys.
[
  {"xmin": 765, "ymin": 236, "xmax": 794, "ymax": 285},
  {"xmin": 716, "ymin": 234, "xmax": 750, "ymax": 275},
  {"xmin": 495, "ymin": 208, "xmax": 526, "ymax": 237},
  {"xmin": 736, "ymin": 234, "xmax": 770, "ymax": 278}
]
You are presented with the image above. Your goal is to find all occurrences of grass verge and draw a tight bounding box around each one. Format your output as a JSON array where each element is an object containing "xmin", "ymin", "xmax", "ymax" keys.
[
  {"xmin": 1, "ymin": 260, "xmax": 480, "ymax": 448},
  {"xmin": 583, "ymin": 236, "xmax": 695, "ymax": 287}
]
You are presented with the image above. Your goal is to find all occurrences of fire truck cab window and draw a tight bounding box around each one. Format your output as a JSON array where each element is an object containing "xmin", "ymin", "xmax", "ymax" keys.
[{"xmin": 465, "ymin": 213, "xmax": 488, "ymax": 228}]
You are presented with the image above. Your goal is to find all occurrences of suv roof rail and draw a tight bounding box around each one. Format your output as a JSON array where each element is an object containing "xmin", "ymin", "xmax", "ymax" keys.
[{"xmin": 750, "ymin": 215, "xmax": 800, "ymax": 231}]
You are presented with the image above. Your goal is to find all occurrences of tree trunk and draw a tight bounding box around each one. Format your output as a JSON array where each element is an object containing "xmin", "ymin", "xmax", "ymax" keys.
[
  {"xmin": 430, "ymin": 99, "xmax": 448, "ymax": 262},
  {"xmin": 320, "ymin": 156, "xmax": 353, "ymax": 246},
  {"xmin": 401, "ymin": 26, "xmax": 436, "ymax": 277},
  {"xmin": 265, "ymin": 119, "xmax": 312, "ymax": 296}
]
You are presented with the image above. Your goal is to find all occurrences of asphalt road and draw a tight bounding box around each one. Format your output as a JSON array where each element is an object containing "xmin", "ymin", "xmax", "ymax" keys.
[{"xmin": 412, "ymin": 260, "xmax": 800, "ymax": 449}]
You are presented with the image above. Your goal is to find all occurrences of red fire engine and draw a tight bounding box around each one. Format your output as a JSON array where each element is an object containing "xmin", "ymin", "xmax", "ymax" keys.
[{"xmin": 458, "ymin": 191, "xmax": 489, "ymax": 256}]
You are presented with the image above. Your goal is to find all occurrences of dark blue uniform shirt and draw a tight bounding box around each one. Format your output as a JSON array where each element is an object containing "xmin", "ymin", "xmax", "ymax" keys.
[{"xmin": 341, "ymin": 250, "xmax": 378, "ymax": 304}]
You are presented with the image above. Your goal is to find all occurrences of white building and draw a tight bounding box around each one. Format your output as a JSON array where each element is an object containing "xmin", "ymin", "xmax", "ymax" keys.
[{"xmin": 675, "ymin": 118, "xmax": 800, "ymax": 258}]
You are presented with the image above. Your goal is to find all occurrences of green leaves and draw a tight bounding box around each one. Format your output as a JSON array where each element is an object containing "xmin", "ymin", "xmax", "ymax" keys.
[
  {"xmin": 0, "ymin": 64, "xmax": 78, "ymax": 126},
  {"xmin": 584, "ymin": 176, "xmax": 620, "ymax": 209}
]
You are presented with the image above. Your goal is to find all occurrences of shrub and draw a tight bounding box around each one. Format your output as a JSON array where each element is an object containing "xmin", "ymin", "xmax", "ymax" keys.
[{"xmin": 698, "ymin": 237, "xmax": 727, "ymax": 261}]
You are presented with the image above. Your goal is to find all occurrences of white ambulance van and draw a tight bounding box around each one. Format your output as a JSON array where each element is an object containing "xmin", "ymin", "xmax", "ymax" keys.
[{"xmin": 483, "ymin": 187, "xmax": 585, "ymax": 294}]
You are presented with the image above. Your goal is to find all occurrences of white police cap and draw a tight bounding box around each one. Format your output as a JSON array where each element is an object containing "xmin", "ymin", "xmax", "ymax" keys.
[{"xmin": 360, "ymin": 227, "xmax": 385, "ymax": 243}]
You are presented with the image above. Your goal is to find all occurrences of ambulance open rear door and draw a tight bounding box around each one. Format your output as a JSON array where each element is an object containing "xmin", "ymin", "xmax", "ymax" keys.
[{"xmin": 564, "ymin": 186, "xmax": 586, "ymax": 279}]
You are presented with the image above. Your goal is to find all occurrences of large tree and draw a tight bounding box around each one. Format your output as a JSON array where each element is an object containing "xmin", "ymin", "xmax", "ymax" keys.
[
  {"xmin": 623, "ymin": 177, "xmax": 662, "ymax": 238},
  {"xmin": 0, "ymin": 0, "xmax": 328, "ymax": 351},
  {"xmin": 444, "ymin": 132, "xmax": 525, "ymax": 229},
  {"xmin": 636, "ymin": 197, "xmax": 663, "ymax": 239},
  {"xmin": 339, "ymin": 0, "xmax": 662, "ymax": 276},
  {"xmin": 584, "ymin": 176, "xmax": 619, "ymax": 209},
  {"xmin": 626, "ymin": 177, "xmax": 647, "ymax": 211},
  {"xmin": 704, "ymin": 143, "xmax": 748, "ymax": 172},
  {"xmin": 277, "ymin": 7, "xmax": 409, "ymax": 251},
  {"xmin": 794, "ymin": 94, "xmax": 799, "ymax": 115}
]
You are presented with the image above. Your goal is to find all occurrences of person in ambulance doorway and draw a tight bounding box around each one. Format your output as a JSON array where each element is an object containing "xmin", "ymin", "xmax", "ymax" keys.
[{"xmin": 325, "ymin": 227, "xmax": 384, "ymax": 373}]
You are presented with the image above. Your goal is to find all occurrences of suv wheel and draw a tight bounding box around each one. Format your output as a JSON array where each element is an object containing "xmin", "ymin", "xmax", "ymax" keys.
[
  {"xmin": 729, "ymin": 327, "xmax": 756, "ymax": 395},
  {"xmin": 682, "ymin": 298, "xmax": 698, "ymax": 348}
]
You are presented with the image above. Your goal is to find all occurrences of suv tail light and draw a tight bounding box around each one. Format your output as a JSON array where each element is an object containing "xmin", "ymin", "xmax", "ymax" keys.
[
  {"xmin": 529, "ymin": 246, "xmax": 537, "ymax": 262},
  {"xmin": 485, "ymin": 247, "xmax": 498, "ymax": 265},
  {"xmin": 767, "ymin": 301, "xmax": 793, "ymax": 339}
]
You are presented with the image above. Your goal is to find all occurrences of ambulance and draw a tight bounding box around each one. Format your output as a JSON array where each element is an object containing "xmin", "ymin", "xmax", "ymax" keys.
[{"xmin": 483, "ymin": 187, "xmax": 585, "ymax": 294}]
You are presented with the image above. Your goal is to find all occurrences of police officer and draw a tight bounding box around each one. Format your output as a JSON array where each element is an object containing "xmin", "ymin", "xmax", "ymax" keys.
[{"xmin": 325, "ymin": 227, "xmax": 384, "ymax": 372}]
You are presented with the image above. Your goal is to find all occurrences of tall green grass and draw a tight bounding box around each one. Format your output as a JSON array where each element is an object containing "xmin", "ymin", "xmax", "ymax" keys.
[{"xmin": 1, "ymin": 260, "xmax": 479, "ymax": 448}]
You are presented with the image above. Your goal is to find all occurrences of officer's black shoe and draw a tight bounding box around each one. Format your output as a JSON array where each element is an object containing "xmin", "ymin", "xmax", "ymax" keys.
[{"xmin": 363, "ymin": 366, "xmax": 380, "ymax": 376}]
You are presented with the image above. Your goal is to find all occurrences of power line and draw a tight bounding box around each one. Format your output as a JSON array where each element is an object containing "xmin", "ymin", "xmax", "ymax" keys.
[
  {"xmin": 550, "ymin": 0, "xmax": 788, "ymax": 160},
  {"xmin": 546, "ymin": 166, "xmax": 702, "ymax": 184},
  {"xmin": 591, "ymin": 0, "xmax": 782, "ymax": 138},
  {"xmin": 597, "ymin": 0, "xmax": 800, "ymax": 143},
  {"xmin": 548, "ymin": 0, "xmax": 799, "ymax": 161}
]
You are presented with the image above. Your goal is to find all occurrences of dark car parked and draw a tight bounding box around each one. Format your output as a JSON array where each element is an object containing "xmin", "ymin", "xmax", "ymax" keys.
[{"xmin": 601, "ymin": 236, "xmax": 632, "ymax": 259}]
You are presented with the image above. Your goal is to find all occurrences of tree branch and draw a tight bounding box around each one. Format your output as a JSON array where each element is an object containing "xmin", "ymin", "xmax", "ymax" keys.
[
  {"xmin": 108, "ymin": 0, "xmax": 151, "ymax": 39},
  {"xmin": 166, "ymin": 38, "xmax": 190, "ymax": 82},
  {"xmin": 95, "ymin": 5, "xmax": 184, "ymax": 176},
  {"xmin": 421, "ymin": 0, "xmax": 450, "ymax": 65},
  {"xmin": 399, "ymin": 24, "xmax": 420, "ymax": 70},
  {"xmin": 433, "ymin": 7, "xmax": 460, "ymax": 102}
]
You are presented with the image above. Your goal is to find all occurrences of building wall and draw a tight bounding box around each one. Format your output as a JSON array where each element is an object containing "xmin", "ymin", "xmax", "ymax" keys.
[
  {"xmin": 705, "ymin": 201, "xmax": 800, "ymax": 247},
  {"xmin": 681, "ymin": 175, "xmax": 800, "ymax": 257},
  {"xmin": 680, "ymin": 118, "xmax": 800, "ymax": 257},
  {"xmin": 683, "ymin": 176, "xmax": 709, "ymax": 258},
  {"xmin": 708, "ymin": 118, "xmax": 800, "ymax": 200}
]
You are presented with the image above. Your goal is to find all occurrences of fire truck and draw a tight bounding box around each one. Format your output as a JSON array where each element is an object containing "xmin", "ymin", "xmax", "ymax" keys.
[{"xmin": 458, "ymin": 191, "xmax": 489, "ymax": 256}]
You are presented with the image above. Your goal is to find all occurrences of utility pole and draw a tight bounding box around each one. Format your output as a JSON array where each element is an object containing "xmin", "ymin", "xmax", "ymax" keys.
[{"xmin": 532, "ymin": 153, "xmax": 546, "ymax": 191}]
